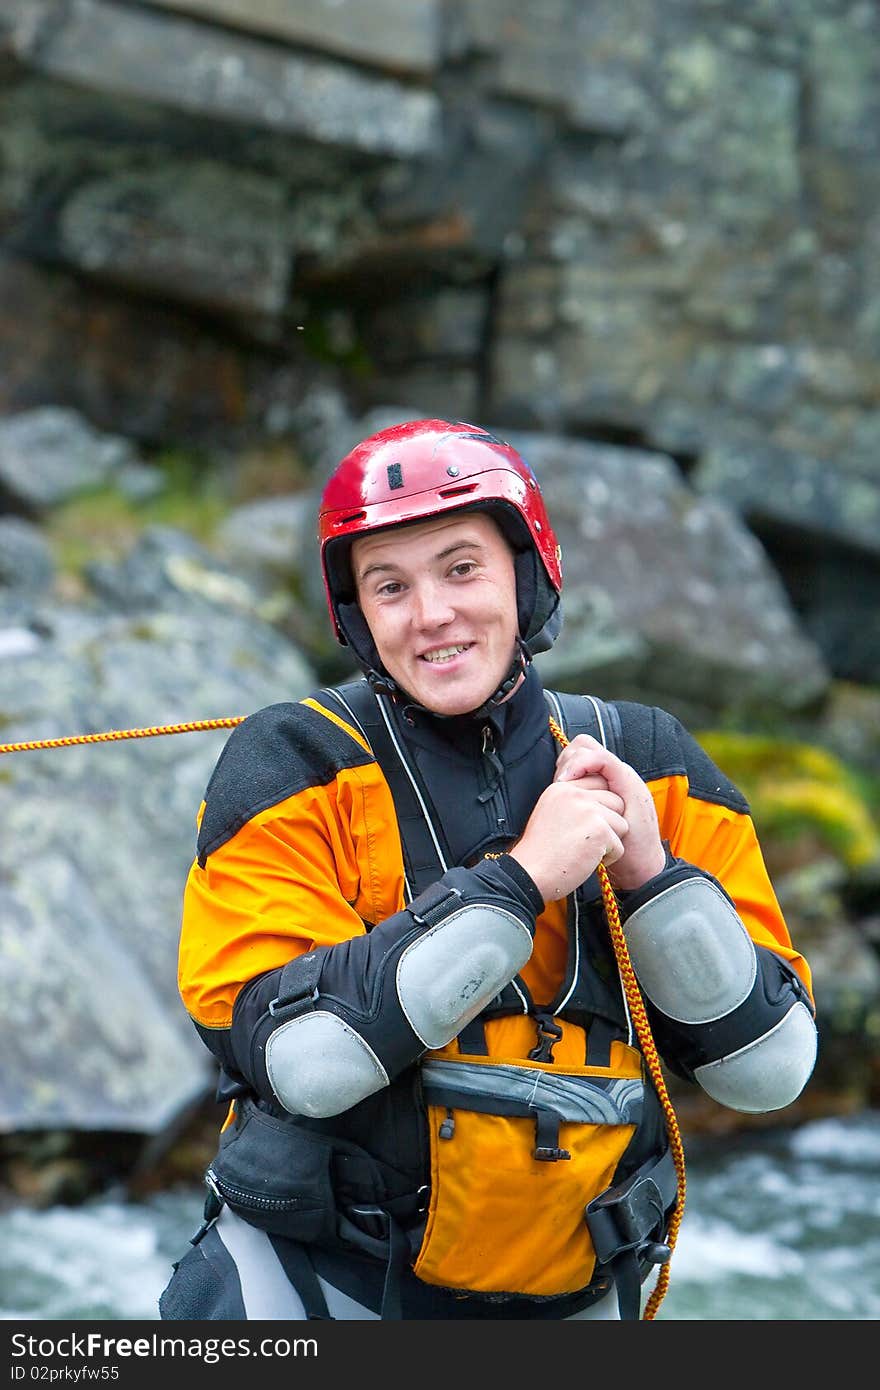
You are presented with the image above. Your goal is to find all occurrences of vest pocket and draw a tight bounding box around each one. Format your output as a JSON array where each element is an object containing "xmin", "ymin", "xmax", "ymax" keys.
[
  {"xmin": 413, "ymin": 1046, "xmax": 645, "ymax": 1298},
  {"xmin": 207, "ymin": 1097, "xmax": 337, "ymax": 1244}
]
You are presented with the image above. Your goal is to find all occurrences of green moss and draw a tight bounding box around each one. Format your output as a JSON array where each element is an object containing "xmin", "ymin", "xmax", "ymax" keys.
[
  {"xmin": 46, "ymin": 440, "xmax": 317, "ymax": 580},
  {"xmin": 697, "ymin": 729, "xmax": 880, "ymax": 871},
  {"xmin": 44, "ymin": 448, "xmax": 227, "ymax": 576}
]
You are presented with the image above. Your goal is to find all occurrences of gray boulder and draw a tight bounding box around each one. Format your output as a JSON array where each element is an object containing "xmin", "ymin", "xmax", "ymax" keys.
[
  {"xmin": 510, "ymin": 431, "xmax": 831, "ymax": 720},
  {"xmin": 0, "ymin": 596, "xmax": 316, "ymax": 1136}
]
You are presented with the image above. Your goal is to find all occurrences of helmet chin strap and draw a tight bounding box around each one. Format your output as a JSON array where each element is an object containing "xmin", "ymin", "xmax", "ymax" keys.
[
  {"xmin": 366, "ymin": 641, "xmax": 530, "ymax": 722},
  {"xmin": 472, "ymin": 641, "xmax": 530, "ymax": 717}
]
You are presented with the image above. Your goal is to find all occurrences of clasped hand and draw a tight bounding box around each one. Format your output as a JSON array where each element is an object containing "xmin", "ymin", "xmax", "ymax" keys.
[{"xmin": 509, "ymin": 735, "xmax": 666, "ymax": 904}]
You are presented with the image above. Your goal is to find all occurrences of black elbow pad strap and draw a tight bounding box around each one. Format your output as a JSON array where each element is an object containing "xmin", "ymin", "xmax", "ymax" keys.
[
  {"xmin": 267, "ymin": 948, "xmax": 325, "ymax": 1021},
  {"xmin": 648, "ymin": 946, "xmax": 814, "ymax": 1080}
]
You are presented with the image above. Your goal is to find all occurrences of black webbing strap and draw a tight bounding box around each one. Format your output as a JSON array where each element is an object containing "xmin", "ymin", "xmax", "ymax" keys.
[
  {"xmin": 545, "ymin": 690, "xmax": 623, "ymax": 756},
  {"xmin": 457, "ymin": 1015, "xmax": 489, "ymax": 1054},
  {"xmin": 333, "ymin": 1207, "xmax": 409, "ymax": 1320},
  {"xmin": 585, "ymin": 1015, "xmax": 616, "ymax": 1066},
  {"xmin": 585, "ymin": 1147, "xmax": 677, "ymax": 1320},
  {"xmin": 268, "ymin": 1237, "xmax": 333, "ymax": 1320},
  {"xmin": 323, "ymin": 680, "xmax": 450, "ymax": 898},
  {"xmin": 379, "ymin": 1216, "xmax": 410, "ymax": 1320},
  {"xmin": 266, "ymin": 951, "xmax": 323, "ymax": 1022}
]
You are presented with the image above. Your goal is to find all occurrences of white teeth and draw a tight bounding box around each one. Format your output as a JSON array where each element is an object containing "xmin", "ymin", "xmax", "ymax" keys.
[{"xmin": 422, "ymin": 645, "xmax": 467, "ymax": 663}]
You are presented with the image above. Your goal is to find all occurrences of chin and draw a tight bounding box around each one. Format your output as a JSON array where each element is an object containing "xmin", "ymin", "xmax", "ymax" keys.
[
  {"xmin": 397, "ymin": 676, "xmax": 475, "ymax": 716},
  {"xmin": 426, "ymin": 687, "xmax": 494, "ymax": 718}
]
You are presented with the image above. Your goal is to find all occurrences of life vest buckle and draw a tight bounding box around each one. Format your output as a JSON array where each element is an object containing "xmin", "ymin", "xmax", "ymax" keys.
[
  {"xmin": 528, "ymin": 1012, "xmax": 563, "ymax": 1063},
  {"xmin": 584, "ymin": 1149, "xmax": 677, "ymax": 1264}
]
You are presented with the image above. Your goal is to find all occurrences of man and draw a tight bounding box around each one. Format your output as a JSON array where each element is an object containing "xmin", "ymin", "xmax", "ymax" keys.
[{"xmin": 159, "ymin": 418, "xmax": 817, "ymax": 1321}]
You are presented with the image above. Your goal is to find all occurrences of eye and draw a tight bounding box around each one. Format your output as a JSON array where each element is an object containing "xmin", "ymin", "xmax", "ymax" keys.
[
  {"xmin": 374, "ymin": 579, "xmax": 404, "ymax": 598},
  {"xmin": 450, "ymin": 560, "xmax": 478, "ymax": 578}
]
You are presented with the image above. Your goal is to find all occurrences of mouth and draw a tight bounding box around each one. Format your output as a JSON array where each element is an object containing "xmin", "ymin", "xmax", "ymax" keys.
[{"xmin": 419, "ymin": 643, "xmax": 474, "ymax": 664}]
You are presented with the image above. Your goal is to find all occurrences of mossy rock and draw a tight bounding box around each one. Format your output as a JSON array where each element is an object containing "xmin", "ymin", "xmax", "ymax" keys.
[{"xmin": 696, "ymin": 730, "xmax": 880, "ymax": 873}]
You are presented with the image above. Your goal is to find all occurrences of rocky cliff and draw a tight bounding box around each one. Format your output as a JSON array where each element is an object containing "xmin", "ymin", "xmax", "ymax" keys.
[{"xmin": 0, "ymin": 2, "xmax": 878, "ymax": 1182}]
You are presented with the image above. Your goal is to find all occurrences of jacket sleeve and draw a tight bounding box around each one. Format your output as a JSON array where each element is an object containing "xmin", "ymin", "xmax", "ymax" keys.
[
  {"xmin": 613, "ymin": 699, "xmax": 813, "ymax": 996},
  {"xmin": 610, "ymin": 701, "xmax": 817, "ymax": 1109},
  {"xmin": 177, "ymin": 700, "xmax": 543, "ymax": 1110}
]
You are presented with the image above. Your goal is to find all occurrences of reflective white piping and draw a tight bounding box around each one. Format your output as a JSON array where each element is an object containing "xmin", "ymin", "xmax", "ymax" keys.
[
  {"xmin": 558, "ymin": 892, "xmax": 581, "ymax": 1015},
  {"xmin": 546, "ymin": 689, "xmax": 634, "ymax": 1047},
  {"xmin": 543, "ymin": 688, "xmax": 563, "ymax": 727},
  {"xmin": 324, "ymin": 686, "xmax": 415, "ymax": 900},
  {"xmin": 507, "ymin": 975, "xmax": 530, "ymax": 1013},
  {"xmin": 585, "ymin": 693, "xmax": 608, "ymax": 748},
  {"xmin": 374, "ymin": 691, "xmax": 449, "ymax": 879},
  {"xmin": 544, "ymin": 692, "xmax": 580, "ymax": 1015}
]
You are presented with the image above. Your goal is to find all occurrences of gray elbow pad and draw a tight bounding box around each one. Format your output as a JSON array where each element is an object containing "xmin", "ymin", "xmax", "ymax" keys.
[
  {"xmin": 624, "ymin": 875, "xmax": 817, "ymax": 1112},
  {"xmin": 694, "ymin": 1001, "xmax": 817, "ymax": 1112},
  {"xmin": 396, "ymin": 902, "xmax": 533, "ymax": 1048},
  {"xmin": 265, "ymin": 1012, "xmax": 389, "ymax": 1119},
  {"xmin": 624, "ymin": 876, "xmax": 758, "ymax": 1022}
]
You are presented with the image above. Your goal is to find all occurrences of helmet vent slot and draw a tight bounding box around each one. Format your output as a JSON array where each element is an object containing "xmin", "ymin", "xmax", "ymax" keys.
[
  {"xmin": 336, "ymin": 511, "xmax": 366, "ymax": 526},
  {"xmin": 438, "ymin": 483, "xmax": 478, "ymax": 498}
]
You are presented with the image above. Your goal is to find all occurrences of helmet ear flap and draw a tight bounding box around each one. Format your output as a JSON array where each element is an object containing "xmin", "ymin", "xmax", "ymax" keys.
[
  {"xmin": 336, "ymin": 599, "xmax": 382, "ymax": 670},
  {"xmin": 524, "ymin": 597, "xmax": 562, "ymax": 656},
  {"xmin": 512, "ymin": 545, "xmax": 562, "ymax": 655}
]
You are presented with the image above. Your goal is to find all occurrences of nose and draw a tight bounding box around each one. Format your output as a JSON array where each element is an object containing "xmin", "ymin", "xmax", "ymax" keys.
[{"xmin": 410, "ymin": 578, "xmax": 455, "ymax": 629}]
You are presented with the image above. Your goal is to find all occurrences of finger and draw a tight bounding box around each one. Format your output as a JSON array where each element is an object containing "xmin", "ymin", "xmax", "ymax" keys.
[
  {"xmin": 601, "ymin": 808, "xmax": 629, "ymax": 838},
  {"xmin": 599, "ymin": 828, "xmax": 627, "ymax": 865},
  {"xmin": 553, "ymin": 766, "xmax": 609, "ymax": 789},
  {"xmin": 575, "ymin": 789, "xmax": 626, "ymax": 815},
  {"xmin": 556, "ymin": 742, "xmax": 618, "ymax": 776},
  {"xmin": 554, "ymin": 747, "xmax": 612, "ymax": 780},
  {"xmin": 563, "ymin": 746, "xmax": 642, "ymax": 799},
  {"xmin": 582, "ymin": 806, "xmax": 629, "ymax": 840}
]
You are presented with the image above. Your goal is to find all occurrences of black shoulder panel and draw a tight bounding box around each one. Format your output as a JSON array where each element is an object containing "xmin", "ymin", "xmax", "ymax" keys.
[
  {"xmin": 196, "ymin": 699, "xmax": 374, "ymax": 865},
  {"xmin": 612, "ymin": 700, "xmax": 749, "ymax": 814}
]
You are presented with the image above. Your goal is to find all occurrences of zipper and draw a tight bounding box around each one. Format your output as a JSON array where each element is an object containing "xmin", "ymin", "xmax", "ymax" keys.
[
  {"xmin": 206, "ymin": 1167, "xmax": 306, "ymax": 1211},
  {"xmin": 478, "ymin": 724, "xmax": 509, "ymax": 833}
]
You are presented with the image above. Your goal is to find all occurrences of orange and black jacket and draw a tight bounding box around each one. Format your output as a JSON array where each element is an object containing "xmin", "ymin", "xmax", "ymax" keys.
[{"xmin": 178, "ymin": 664, "xmax": 813, "ymax": 1222}]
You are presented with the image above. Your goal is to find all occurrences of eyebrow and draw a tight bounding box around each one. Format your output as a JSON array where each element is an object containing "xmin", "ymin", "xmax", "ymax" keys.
[{"xmin": 355, "ymin": 537, "xmax": 485, "ymax": 585}]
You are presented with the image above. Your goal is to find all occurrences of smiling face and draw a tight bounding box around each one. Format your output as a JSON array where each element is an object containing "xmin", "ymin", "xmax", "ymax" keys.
[{"xmin": 351, "ymin": 511, "xmax": 521, "ymax": 716}]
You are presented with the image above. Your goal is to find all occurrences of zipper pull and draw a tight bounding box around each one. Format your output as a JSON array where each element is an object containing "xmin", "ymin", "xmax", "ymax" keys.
[
  {"xmin": 478, "ymin": 725, "xmax": 505, "ymax": 804},
  {"xmin": 439, "ymin": 1108, "xmax": 455, "ymax": 1139}
]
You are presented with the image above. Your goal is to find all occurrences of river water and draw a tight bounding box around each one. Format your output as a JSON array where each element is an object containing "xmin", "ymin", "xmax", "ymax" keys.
[{"xmin": 1, "ymin": 1111, "xmax": 878, "ymax": 1321}]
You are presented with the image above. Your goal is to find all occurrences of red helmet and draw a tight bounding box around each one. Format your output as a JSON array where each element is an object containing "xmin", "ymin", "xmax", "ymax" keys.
[{"xmin": 319, "ymin": 419, "xmax": 562, "ymax": 665}]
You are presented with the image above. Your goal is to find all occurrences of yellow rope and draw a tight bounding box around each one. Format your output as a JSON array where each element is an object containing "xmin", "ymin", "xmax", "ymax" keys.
[
  {"xmin": 548, "ymin": 714, "xmax": 685, "ymax": 1319},
  {"xmin": 1, "ymin": 704, "xmax": 684, "ymax": 1316},
  {"xmin": 0, "ymin": 717, "xmax": 246, "ymax": 756}
]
